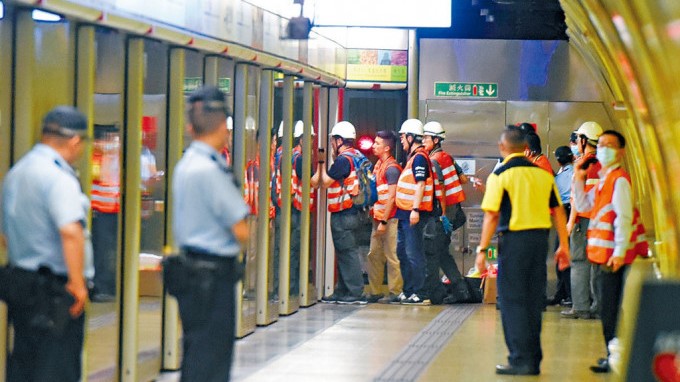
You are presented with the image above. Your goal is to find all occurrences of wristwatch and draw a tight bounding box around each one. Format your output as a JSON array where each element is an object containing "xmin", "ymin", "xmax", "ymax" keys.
[
  {"xmin": 379, "ymin": 220, "xmax": 388, "ymax": 225},
  {"xmin": 476, "ymin": 245, "xmax": 488, "ymax": 254},
  {"xmin": 412, "ymin": 208, "xmax": 420, "ymax": 212}
]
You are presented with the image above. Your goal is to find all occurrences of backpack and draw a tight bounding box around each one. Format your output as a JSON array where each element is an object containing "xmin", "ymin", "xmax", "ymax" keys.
[{"xmin": 342, "ymin": 150, "xmax": 377, "ymax": 209}]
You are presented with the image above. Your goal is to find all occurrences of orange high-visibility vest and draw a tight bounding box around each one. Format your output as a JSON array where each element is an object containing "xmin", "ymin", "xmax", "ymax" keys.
[
  {"xmin": 396, "ymin": 147, "xmax": 434, "ymax": 212},
  {"xmin": 586, "ymin": 168, "xmax": 648, "ymax": 265},
  {"xmin": 245, "ymin": 157, "xmax": 258, "ymax": 215},
  {"xmin": 372, "ymin": 156, "xmax": 402, "ymax": 221},
  {"xmin": 273, "ymin": 146, "xmax": 285, "ymax": 208},
  {"xmin": 533, "ymin": 154, "xmax": 554, "ymax": 175},
  {"xmin": 291, "ymin": 146, "xmax": 316, "ymax": 212},
  {"xmin": 574, "ymin": 152, "xmax": 601, "ymax": 219},
  {"xmin": 327, "ymin": 147, "xmax": 359, "ymax": 213},
  {"xmin": 91, "ymin": 143, "xmax": 121, "ymax": 213},
  {"xmin": 430, "ymin": 149, "xmax": 466, "ymax": 206}
]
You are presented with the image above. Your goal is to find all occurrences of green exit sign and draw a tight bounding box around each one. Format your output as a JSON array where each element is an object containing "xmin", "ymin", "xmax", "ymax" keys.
[
  {"xmin": 218, "ymin": 77, "xmax": 231, "ymax": 94},
  {"xmin": 434, "ymin": 82, "xmax": 498, "ymax": 98}
]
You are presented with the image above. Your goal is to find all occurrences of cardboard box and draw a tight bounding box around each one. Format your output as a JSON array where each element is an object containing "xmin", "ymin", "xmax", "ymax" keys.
[
  {"xmin": 483, "ymin": 276, "xmax": 497, "ymax": 304},
  {"xmin": 139, "ymin": 269, "xmax": 163, "ymax": 297}
]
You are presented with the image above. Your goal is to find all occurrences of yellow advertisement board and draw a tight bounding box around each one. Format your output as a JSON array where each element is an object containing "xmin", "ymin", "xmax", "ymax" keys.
[{"xmin": 346, "ymin": 49, "xmax": 407, "ymax": 82}]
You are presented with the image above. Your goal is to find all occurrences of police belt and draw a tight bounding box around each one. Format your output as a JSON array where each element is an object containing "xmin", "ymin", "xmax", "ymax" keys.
[
  {"xmin": 182, "ymin": 246, "xmax": 239, "ymax": 275},
  {"xmin": 163, "ymin": 247, "xmax": 242, "ymax": 298},
  {"xmin": 0, "ymin": 265, "xmax": 75, "ymax": 336}
]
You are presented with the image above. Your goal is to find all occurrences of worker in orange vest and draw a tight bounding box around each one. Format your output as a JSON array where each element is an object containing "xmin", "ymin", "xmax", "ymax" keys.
[
  {"xmin": 90, "ymin": 126, "xmax": 120, "ymax": 302},
  {"xmin": 394, "ymin": 119, "xmax": 435, "ymax": 305},
  {"xmin": 573, "ymin": 130, "xmax": 648, "ymax": 374},
  {"xmin": 421, "ymin": 121, "xmax": 470, "ymax": 304},
  {"xmin": 365, "ymin": 130, "xmax": 403, "ymax": 303},
  {"xmin": 312, "ymin": 121, "xmax": 366, "ymax": 304}
]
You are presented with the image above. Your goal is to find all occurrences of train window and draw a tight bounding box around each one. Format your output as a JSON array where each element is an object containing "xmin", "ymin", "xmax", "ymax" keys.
[
  {"xmin": 0, "ymin": 2, "xmax": 4, "ymax": 19},
  {"xmin": 31, "ymin": 9, "xmax": 63, "ymax": 22}
]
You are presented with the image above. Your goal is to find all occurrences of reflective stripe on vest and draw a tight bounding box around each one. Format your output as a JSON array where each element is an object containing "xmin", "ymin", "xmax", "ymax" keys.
[
  {"xmin": 574, "ymin": 152, "xmax": 601, "ymax": 219},
  {"xmin": 327, "ymin": 149, "xmax": 359, "ymax": 213},
  {"xmin": 91, "ymin": 152, "xmax": 120, "ymax": 213},
  {"xmin": 273, "ymin": 147, "xmax": 285, "ymax": 207},
  {"xmin": 396, "ymin": 148, "xmax": 434, "ymax": 212},
  {"xmin": 586, "ymin": 168, "xmax": 648, "ymax": 265},
  {"xmin": 245, "ymin": 158, "xmax": 259, "ymax": 215},
  {"xmin": 430, "ymin": 150, "xmax": 466, "ymax": 205},
  {"xmin": 91, "ymin": 182, "xmax": 120, "ymax": 213},
  {"xmin": 372, "ymin": 157, "xmax": 402, "ymax": 221},
  {"xmin": 291, "ymin": 147, "xmax": 316, "ymax": 212}
]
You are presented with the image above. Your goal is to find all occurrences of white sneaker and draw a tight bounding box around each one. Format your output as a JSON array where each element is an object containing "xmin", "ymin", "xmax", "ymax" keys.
[{"xmin": 401, "ymin": 293, "xmax": 431, "ymax": 306}]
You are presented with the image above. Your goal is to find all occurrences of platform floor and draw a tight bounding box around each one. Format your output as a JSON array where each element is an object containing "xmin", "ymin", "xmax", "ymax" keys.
[{"xmin": 157, "ymin": 302, "xmax": 612, "ymax": 382}]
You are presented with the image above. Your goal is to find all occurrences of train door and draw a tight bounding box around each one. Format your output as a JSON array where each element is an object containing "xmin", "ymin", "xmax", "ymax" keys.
[
  {"xmin": 87, "ymin": 26, "xmax": 126, "ymax": 381},
  {"xmin": 298, "ymin": 81, "xmax": 318, "ymax": 307},
  {"xmin": 272, "ymin": 75, "xmax": 300, "ymax": 315},
  {"xmin": 162, "ymin": 47, "xmax": 206, "ymax": 370},
  {"xmin": 322, "ymin": 87, "xmax": 341, "ymax": 297},
  {"xmin": 314, "ymin": 86, "xmax": 331, "ymax": 301},
  {"xmin": 256, "ymin": 69, "xmax": 278, "ymax": 326},
  {"xmin": 0, "ymin": 3, "xmax": 13, "ymax": 379},
  {"xmin": 134, "ymin": 38, "xmax": 169, "ymax": 381},
  {"xmin": 233, "ymin": 63, "xmax": 258, "ymax": 336}
]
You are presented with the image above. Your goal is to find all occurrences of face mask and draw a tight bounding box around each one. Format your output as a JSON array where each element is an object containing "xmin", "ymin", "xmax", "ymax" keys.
[
  {"xmin": 570, "ymin": 145, "xmax": 579, "ymax": 157},
  {"xmin": 596, "ymin": 147, "xmax": 618, "ymax": 167}
]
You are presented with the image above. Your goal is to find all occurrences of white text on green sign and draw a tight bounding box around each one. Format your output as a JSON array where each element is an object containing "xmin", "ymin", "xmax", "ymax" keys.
[
  {"xmin": 434, "ymin": 82, "xmax": 498, "ymax": 98},
  {"xmin": 184, "ymin": 77, "xmax": 203, "ymax": 94},
  {"xmin": 218, "ymin": 78, "xmax": 231, "ymax": 94}
]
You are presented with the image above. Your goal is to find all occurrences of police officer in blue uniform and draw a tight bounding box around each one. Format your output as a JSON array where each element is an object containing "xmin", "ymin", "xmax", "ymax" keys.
[
  {"xmin": 171, "ymin": 86, "xmax": 249, "ymax": 381},
  {"xmin": 1, "ymin": 106, "xmax": 93, "ymax": 382}
]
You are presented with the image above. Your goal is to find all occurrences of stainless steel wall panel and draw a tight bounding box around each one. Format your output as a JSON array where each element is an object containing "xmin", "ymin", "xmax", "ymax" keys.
[
  {"xmin": 419, "ymin": 39, "xmax": 604, "ymax": 103},
  {"xmin": 424, "ymin": 100, "xmax": 506, "ymax": 159}
]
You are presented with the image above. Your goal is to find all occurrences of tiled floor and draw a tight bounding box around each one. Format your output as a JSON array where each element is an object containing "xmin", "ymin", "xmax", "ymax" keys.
[{"xmin": 157, "ymin": 302, "xmax": 612, "ymax": 382}]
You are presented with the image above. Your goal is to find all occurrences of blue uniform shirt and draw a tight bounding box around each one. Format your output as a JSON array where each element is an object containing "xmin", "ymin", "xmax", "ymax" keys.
[
  {"xmin": 173, "ymin": 141, "xmax": 248, "ymax": 257},
  {"xmin": 555, "ymin": 163, "xmax": 573, "ymax": 204},
  {"xmin": 2, "ymin": 144, "xmax": 94, "ymax": 278}
]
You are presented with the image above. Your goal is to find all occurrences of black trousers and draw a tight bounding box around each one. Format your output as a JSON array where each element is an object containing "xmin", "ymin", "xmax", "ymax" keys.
[
  {"xmin": 7, "ymin": 279, "xmax": 85, "ymax": 382},
  {"xmin": 497, "ymin": 229, "xmax": 549, "ymax": 371},
  {"xmin": 423, "ymin": 216, "xmax": 465, "ymax": 304},
  {"xmin": 596, "ymin": 264, "xmax": 627, "ymax": 354},
  {"xmin": 91, "ymin": 210, "xmax": 118, "ymax": 296},
  {"xmin": 551, "ymin": 204, "xmax": 571, "ymax": 302},
  {"xmin": 176, "ymin": 254, "xmax": 238, "ymax": 382}
]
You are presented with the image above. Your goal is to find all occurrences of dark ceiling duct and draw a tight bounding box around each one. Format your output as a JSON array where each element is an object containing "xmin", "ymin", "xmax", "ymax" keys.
[{"xmin": 418, "ymin": 0, "xmax": 567, "ymax": 40}]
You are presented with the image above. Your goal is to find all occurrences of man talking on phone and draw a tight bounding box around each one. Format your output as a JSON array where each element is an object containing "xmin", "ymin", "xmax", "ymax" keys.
[{"xmin": 562, "ymin": 122, "xmax": 603, "ymax": 320}]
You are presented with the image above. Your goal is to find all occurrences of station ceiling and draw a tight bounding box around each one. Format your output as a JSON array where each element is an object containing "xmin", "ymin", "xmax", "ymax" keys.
[{"xmin": 418, "ymin": 0, "xmax": 567, "ymax": 40}]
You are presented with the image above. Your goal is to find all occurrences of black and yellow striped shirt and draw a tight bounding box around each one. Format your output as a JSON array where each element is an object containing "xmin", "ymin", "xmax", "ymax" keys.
[{"xmin": 481, "ymin": 153, "xmax": 561, "ymax": 232}]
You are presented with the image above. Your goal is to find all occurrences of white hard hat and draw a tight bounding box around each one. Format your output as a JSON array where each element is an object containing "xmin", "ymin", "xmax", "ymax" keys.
[
  {"xmin": 423, "ymin": 121, "xmax": 446, "ymax": 139},
  {"xmin": 330, "ymin": 121, "xmax": 356, "ymax": 139},
  {"xmin": 277, "ymin": 121, "xmax": 283, "ymax": 138},
  {"xmin": 293, "ymin": 120, "xmax": 316, "ymax": 138},
  {"xmin": 575, "ymin": 121, "xmax": 603, "ymax": 141},
  {"xmin": 226, "ymin": 116, "xmax": 233, "ymax": 131},
  {"xmin": 399, "ymin": 119, "xmax": 424, "ymax": 136},
  {"xmin": 245, "ymin": 116, "xmax": 256, "ymax": 131}
]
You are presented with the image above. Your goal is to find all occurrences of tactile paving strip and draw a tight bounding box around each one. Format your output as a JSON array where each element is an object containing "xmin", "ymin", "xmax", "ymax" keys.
[{"xmin": 374, "ymin": 305, "xmax": 479, "ymax": 382}]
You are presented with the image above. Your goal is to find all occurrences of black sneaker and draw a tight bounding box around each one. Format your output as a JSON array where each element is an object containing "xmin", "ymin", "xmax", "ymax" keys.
[
  {"xmin": 389, "ymin": 292, "xmax": 408, "ymax": 305},
  {"xmin": 337, "ymin": 295, "xmax": 368, "ymax": 305},
  {"xmin": 321, "ymin": 294, "xmax": 341, "ymax": 304},
  {"xmin": 401, "ymin": 294, "xmax": 431, "ymax": 306},
  {"xmin": 378, "ymin": 293, "xmax": 398, "ymax": 304},
  {"xmin": 366, "ymin": 294, "xmax": 384, "ymax": 303}
]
